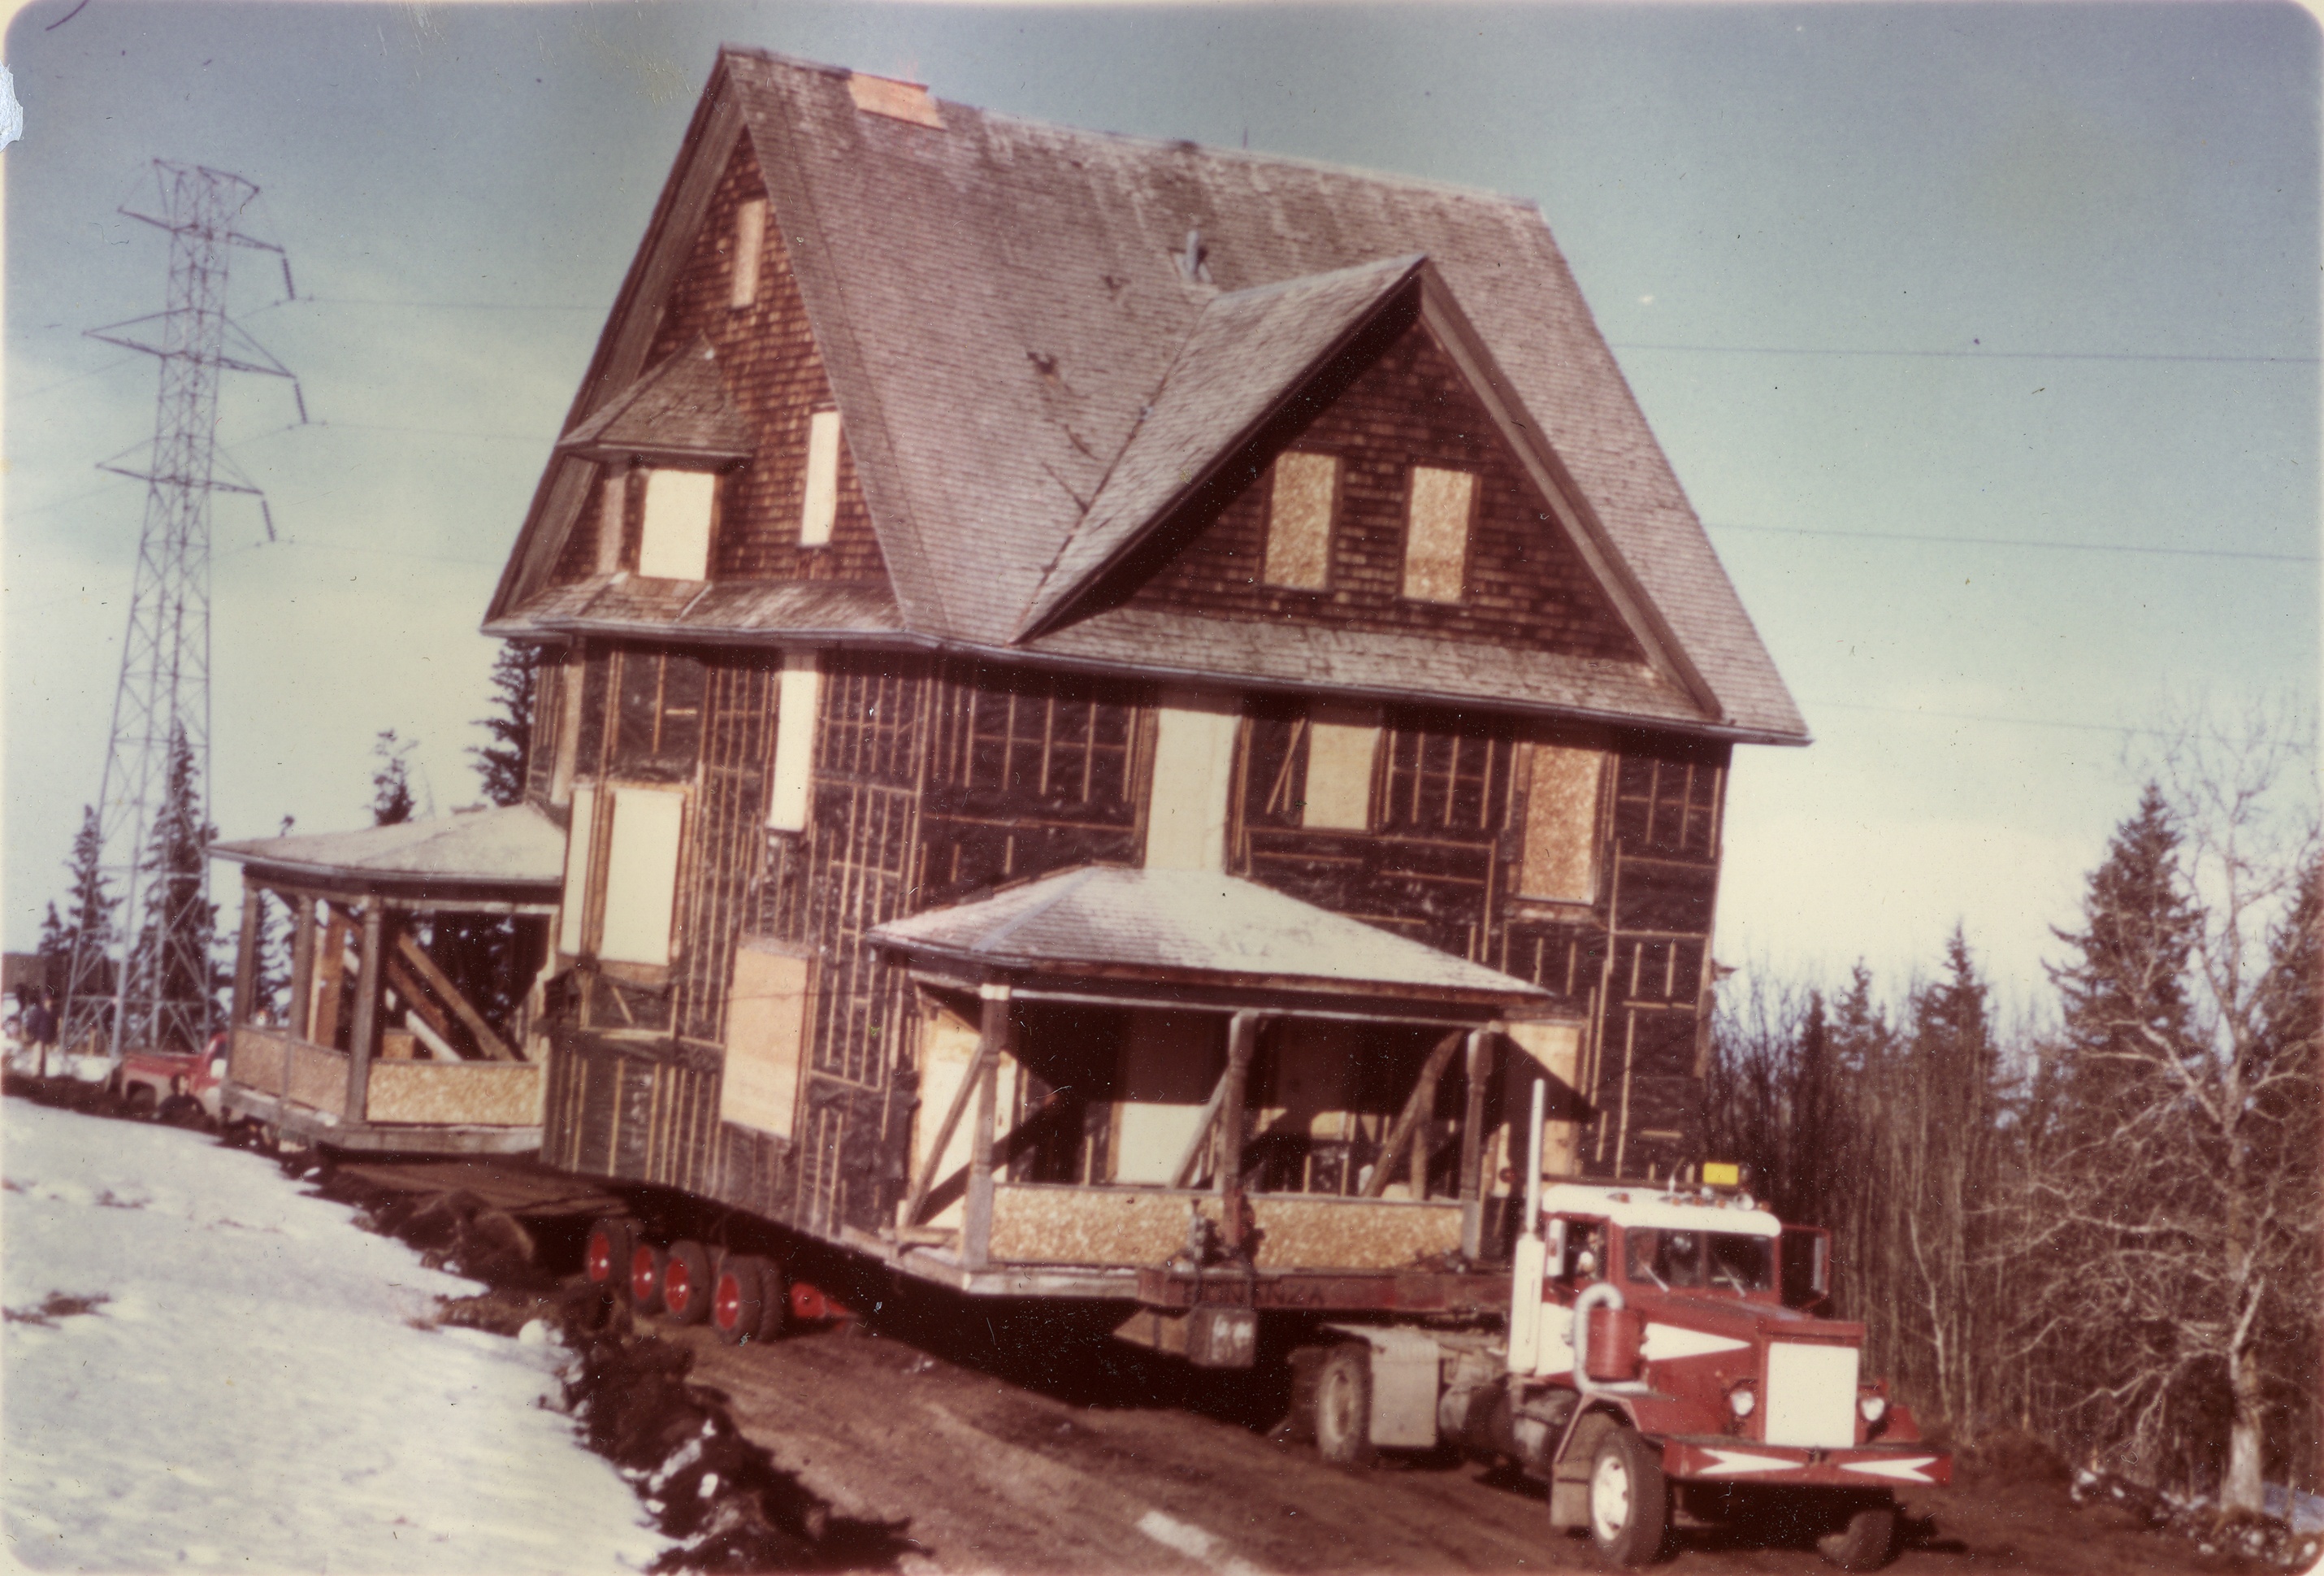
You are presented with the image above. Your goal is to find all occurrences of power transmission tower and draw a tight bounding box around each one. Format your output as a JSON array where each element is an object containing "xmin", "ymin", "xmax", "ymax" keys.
[{"xmin": 61, "ymin": 161, "xmax": 301, "ymax": 1060}]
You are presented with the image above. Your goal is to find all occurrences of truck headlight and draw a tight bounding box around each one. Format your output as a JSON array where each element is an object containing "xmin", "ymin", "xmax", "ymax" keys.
[
  {"xmin": 1859, "ymin": 1396, "xmax": 1887, "ymax": 1423},
  {"xmin": 1728, "ymin": 1384, "xmax": 1757, "ymax": 1418}
]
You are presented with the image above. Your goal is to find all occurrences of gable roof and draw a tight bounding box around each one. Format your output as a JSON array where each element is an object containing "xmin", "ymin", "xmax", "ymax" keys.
[
  {"xmin": 489, "ymin": 49, "xmax": 1806, "ymax": 745},
  {"xmin": 557, "ymin": 334, "xmax": 753, "ymax": 465}
]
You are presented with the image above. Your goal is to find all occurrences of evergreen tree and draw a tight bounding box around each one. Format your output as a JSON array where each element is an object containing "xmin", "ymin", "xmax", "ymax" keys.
[
  {"xmin": 370, "ymin": 729, "xmax": 417, "ymax": 826},
  {"xmin": 126, "ymin": 728, "xmax": 218, "ymax": 1051},
  {"xmin": 51, "ymin": 805, "xmax": 120, "ymax": 1044},
  {"xmin": 470, "ymin": 645, "xmax": 538, "ymax": 808}
]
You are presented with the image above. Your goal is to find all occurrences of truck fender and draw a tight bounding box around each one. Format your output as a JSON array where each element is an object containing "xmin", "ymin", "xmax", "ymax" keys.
[{"xmin": 1319, "ymin": 1323, "xmax": 1442, "ymax": 1451}]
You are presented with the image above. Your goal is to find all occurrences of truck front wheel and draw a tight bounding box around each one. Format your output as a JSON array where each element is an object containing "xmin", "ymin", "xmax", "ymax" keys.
[
  {"xmin": 1816, "ymin": 1498, "xmax": 1897, "ymax": 1571},
  {"xmin": 1313, "ymin": 1344, "xmax": 1376, "ymax": 1468},
  {"xmin": 1587, "ymin": 1426, "xmax": 1668, "ymax": 1565}
]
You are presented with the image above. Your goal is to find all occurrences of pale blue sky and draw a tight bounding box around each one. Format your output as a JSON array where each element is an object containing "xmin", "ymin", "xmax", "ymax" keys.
[{"xmin": 5, "ymin": 1, "xmax": 2316, "ymax": 1008}]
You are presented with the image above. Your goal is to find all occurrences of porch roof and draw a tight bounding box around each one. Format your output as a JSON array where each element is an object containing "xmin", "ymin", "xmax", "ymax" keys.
[
  {"xmin": 871, "ymin": 865, "xmax": 1550, "ymax": 1017},
  {"xmin": 209, "ymin": 804, "xmax": 566, "ymax": 912}
]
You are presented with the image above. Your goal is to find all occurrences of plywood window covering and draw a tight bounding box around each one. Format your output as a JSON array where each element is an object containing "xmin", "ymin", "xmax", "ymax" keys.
[
  {"xmin": 1262, "ymin": 451, "xmax": 1336, "ymax": 589},
  {"xmin": 595, "ymin": 468, "xmax": 627, "ymax": 575},
  {"xmin": 559, "ymin": 784, "xmax": 596, "ymax": 956},
  {"xmin": 719, "ymin": 940, "xmax": 809, "ymax": 1137},
  {"xmin": 639, "ymin": 468, "xmax": 715, "ymax": 580},
  {"xmin": 1520, "ymin": 745, "xmax": 1605, "ymax": 901},
  {"xmin": 731, "ymin": 198, "xmax": 767, "ymax": 309},
  {"xmin": 1146, "ymin": 701, "xmax": 1241, "ymax": 872},
  {"xmin": 598, "ymin": 785, "xmax": 686, "ymax": 966},
  {"xmin": 767, "ymin": 654, "xmax": 822, "ymax": 832},
  {"xmin": 1382, "ymin": 726, "xmax": 1513, "ymax": 834},
  {"xmin": 1301, "ymin": 707, "xmax": 1380, "ymax": 831},
  {"xmin": 1401, "ymin": 466, "xmax": 1475, "ymax": 602},
  {"xmin": 800, "ymin": 410, "xmax": 842, "ymax": 547}
]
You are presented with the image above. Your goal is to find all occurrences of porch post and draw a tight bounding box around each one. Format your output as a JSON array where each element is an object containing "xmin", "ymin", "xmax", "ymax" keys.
[
  {"xmin": 1218, "ymin": 1010, "xmax": 1260, "ymax": 1250},
  {"xmin": 1459, "ymin": 1026, "xmax": 1494, "ymax": 1259},
  {"xmin": 286, "ymin": 897, "xmax": 317, "ymax": 1040},
  {"xmin": 343, "ymin": 901, "xmax": 388, "ymax": 1126},
  {"xmin": 963, "ymin": 980, "xmax": 1012, "ymax": 1271},
  {"xmin": 230, "ymin": 884, "xmax": 263, "ymax": 1029}
]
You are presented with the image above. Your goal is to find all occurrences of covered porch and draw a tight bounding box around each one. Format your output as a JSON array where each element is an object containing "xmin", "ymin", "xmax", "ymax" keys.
[
  {"xmin": 868, "ymin": 867, "xmax": 1592, "ymax": 1309},
  {"xmin": 208, "ymin": 806, "xmax": 564, "ymax": 1154}
]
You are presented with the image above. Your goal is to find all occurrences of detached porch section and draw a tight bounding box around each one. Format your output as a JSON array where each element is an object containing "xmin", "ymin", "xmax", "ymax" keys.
[
  {"xmin": 209, "ymin": 805, "xmax": 565, "ymax": 1155},
  {"xmin": 866, "ymin": 866, "xmax": 1589, "ymax": 1313}
]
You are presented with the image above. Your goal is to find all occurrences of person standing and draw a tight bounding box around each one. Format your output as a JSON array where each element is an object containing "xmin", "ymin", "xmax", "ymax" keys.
[{"xmin": 24, "ymin": 989, "xmax": 59, "ymax": 1079}]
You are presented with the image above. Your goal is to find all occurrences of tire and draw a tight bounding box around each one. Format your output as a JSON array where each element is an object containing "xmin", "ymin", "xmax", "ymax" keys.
[
  {"xmin": 628, "ymin": 1240, "xmax": 668, "ymax": 1314},
  {"xmin": 123, "ymin": 1083, "xmax": 157, "ymax": 1119},
  {"xmin": 1313, "ymin": 1344, "xmax": 1377, "ymax": 1468},
  {"xmin": 158, "ymin": 1093, "xmax": 204, "ymax": 1128},
  {"xmin": 713, "ymin": 1255, "xmax": 786, "ymax": 1346},
  {"xmin": 583, "ymin": 1218, "xmax": 634, "ymax": 1295},
  {"xmin": 661, "ymin": 1241, "xmax": 713, "ymax": 1325},
  {"xmin": 1816, "ymin": 1500, "xmax": 1897, "ymax": 1572},
  {"xmin": 1586, "ymin": 1426, "xmax": 1668, "ymax": 1566}
]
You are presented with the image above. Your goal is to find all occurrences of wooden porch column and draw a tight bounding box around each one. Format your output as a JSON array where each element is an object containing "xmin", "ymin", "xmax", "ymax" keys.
[
  {"xmin": 229, "ymin": 885, "xmax": 263, "ymax": 1029},
  {"xmin": 1217, "ymin": 1010, "xmax": 1260, "ymax": 1251},
  {"xmin": 343, "ymin": 901, "xmax": 388, "ymax": 1126},
  {"xmin": 1459, "ymin": 1027, "xmax": 1495, "ymax": 1259},
  {"xmin": 962, "ymin": 981, "xmax": 1012, "ymax": 1272},
  {"xmin": 286, "ymin": 897, "xmax": 318, "ymax": 1040}
]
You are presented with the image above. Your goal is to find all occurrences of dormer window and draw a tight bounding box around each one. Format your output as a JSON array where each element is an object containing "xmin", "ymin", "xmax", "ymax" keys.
[
  {"xmin": 1261, "ymin": 451, "xmax": 1336, "ymax": 589},
  {"xmin": 1401, "ymin": 466, "xmax": 1474, "ymax": 602},
  {"xmin": 638, "ymin": 468, "xmax": 715, "ymax": 580},
  {"xmin": 731, "ymin": 198, "xmax": 767, "ymax": 309},
  {"xmin": 800, "ymin": 410, "xmax": 842, "ymax": 546}
]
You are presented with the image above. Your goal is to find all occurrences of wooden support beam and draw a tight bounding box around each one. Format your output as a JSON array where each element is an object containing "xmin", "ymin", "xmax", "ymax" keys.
[
  {"xmin": 311, "ymin": 906, "xmax": 353, "ymax": 1049},
  {"xmin": 1168, "ymin": 1060, "xmax": 1237, "ymax": 1191},
  {"xmin": 1459, "ymin": 1027, "xmax": 1494, "ymax": 1258},
  {"xmin": 392, "ymin": 928, "xmax": 518, "ymax": 1061},
  {"xmin": 963, "ymin": 984, "xmax": 1011, "ymax": 1273},
  {"xmin": 1218, "ymin": 1011, "xmax": 1260, "ymax": 1251},
  {"xmin": 903, "ymin": 1014, "xmax": 998, "ymax": 1230},
  {"xmin": 230, "ymin": 886, "xmax": 263, "ymax": 1029},
  {"xmin": 344, "ymin": 902, "xmax": 388, "ymax": 1125},
  {"xmin": 1361, "ymin": 1029, "xmax": 1466, "ymax": 1200},
  {"xmin": 383, "ymin": 953, "xmax": 462, "ymax": 1053},
  {"xmin": 286, "ymin": 897, "xmax": 318, "ymax": 1040}
]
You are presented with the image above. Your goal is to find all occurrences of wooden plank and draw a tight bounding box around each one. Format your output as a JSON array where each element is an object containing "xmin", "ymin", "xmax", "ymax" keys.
[
  {"xmin": 345, "ymin": 903, "xmax": 386, "ymax": 1123},
  {"xmin": 392, "ymin": 928, "xmax": 518, "ymax": 1060},
  {"xmin": 1166, "ymin": 1064, "xmax": 1234, "ymax": 1190},
  {"xmin": 1360, "ymin": 1029, "xmax": 1464, "ymax": 1199},
  {"xmin": 231, "ymin": 886, "xmax": 262, "ymax": 1028},
  {"xmin": 311, "ymin": 906, "xmax": 352, "ymax": 1048},
  {"xmin": 964, "ymin": 987, "xmax": 1009, "ymax": 1272},
  {"xmin": 902, "ymin": 1025, "xmax": 994, "ymax": 1228},
  {"xmin": 366, "ymin": 1062, "xmax": 542, "ymax": 1127},
  {"xmin": 1216, "ymin": 1011, "xmax": 1259, "ymax": 1250},
  {"xmin": 1459, "ymin": 1027, "xmax": 1491, "ymax": 1257},
  {"xmin": 383, "ymin": 953, "xmax": 462, "ymax": 1051},
  {"xmin": 286, "ymin": 897, "xmax": 317, "ymax": 1040}
]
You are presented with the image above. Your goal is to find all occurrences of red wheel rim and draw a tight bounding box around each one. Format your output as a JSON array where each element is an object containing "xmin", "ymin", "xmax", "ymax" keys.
[
  {"xmin": 713, "ymin": 1270, "xmax": 743, "ymax": 1332},
  {"xmin": 586, "ymin": 1229, "xmax": 613, "ymax": 1284},
  {"xmin": 666, "ymin": 1257, "xmax": 695, "ymax": 1317},
  {"xmin": 629, "ymin": 1244, "xmax": 660, "ymax": 1304}
]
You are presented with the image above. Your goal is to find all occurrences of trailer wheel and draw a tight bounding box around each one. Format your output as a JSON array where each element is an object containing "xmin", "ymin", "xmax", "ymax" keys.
[
  {"xmin": 661, "ymin": 1241, "xmax": 713, "ymax": 1325},
  {"xmin": 1586, "ymin": 1426, "xmax": 1667, "ymax": 1566},
  {"xmin": 629, "ymin": 1241, "xmax": 668, "ymax": 1314},
  {"xmin": 584, "ymin": 1218, "xmax": 635, "ymax": 1295},
  {"xmin": 713, "ymin": 1255, "xmax": 785, "ymax": 1346},
  {"xmin": 1815, "ymin": 1499, "xmax": 1898, "ymax": 1571},
  {"xmin": 1313, "ymin": 1344, "xmax": 1377, "ymax": 1468},
  {"xmin": 123, "ymin": 1083, "xmax": 157, "ymax": 1119}
]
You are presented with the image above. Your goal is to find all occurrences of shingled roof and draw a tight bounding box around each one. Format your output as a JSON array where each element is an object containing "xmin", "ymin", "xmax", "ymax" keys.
[
  {"xmin": 557, "ymin": 335, "xmax": 753, "ymax": 465},
  {"xmin": 489, "ymin": 48, "xmax": 1806, "ymax": 745}
]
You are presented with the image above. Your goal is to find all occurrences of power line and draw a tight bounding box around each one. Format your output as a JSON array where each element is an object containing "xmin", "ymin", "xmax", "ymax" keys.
[
  {"xmin": 288, "ymin": 295, "xmax": 601, "ymax": 312},
  {"xmin": 1706, "ymin": 521, "xmax": 2317, "ymax": 564},
  {"xmin": 1611, "ymin": 341, "xmax": 2316, "ymax": 367},
  {"xmin": 1807, "ymin": 700, "xmax": 2149, "ymax": 738}
]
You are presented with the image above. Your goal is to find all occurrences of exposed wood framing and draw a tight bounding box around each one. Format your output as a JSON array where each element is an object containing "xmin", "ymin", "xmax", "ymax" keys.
[
  {"xmin": 1360, "ymin": 1029, "xmax": 1465, "ymax": 1199},
  {"xmin": 392, "ymin": 929, "xmax": 518, "ymax": 1060}
]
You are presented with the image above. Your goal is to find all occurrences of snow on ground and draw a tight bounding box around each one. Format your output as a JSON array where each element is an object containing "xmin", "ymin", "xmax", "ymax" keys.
[{"xmin": 2, "ymin": 1096, "xmax": 673, "ymax": 1572}]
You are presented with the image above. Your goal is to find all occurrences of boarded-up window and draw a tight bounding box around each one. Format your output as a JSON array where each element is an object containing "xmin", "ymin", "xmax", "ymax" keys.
[
  {"xmin": 731, "ymin": 198, "xmax": 767, "ymax": 309},
  {"xmin": 913, "ymin": 1004, "xmax": 1021, "ymax": 1227},
  {"xmin": 1520, "ymin": 745, "xmax": 1604, "ymax": 901},
  {"xmin": 1262, "ymin": 451, "xmax": 1336, "ymax": 589},
  {"xmin": 767, "ymin": 654, "xmax": 822, "ymax": 832},
  {"xmin": 1302, "ymin": 707, "xmax": 1379, "ymax": 831},
  {"xmin": 800, "ymin": 410, "xmax": 842, "ymax": 546},
  {"xmin": 599, "ymin": 786, "xmax": 686, "ymax": 966},
  {"xmin": 595, "ymin": 468, "xmax": 627, "ymax": 575},
  {"xmin": 1402, "ymin": 466, "xmax": 1474, "ymax": 602},
  {"xmin": 1503, "ymin": 1019, "xmax": 1585, "ymax": 1183},
  {"xmin": 558, "ymin": 784, "xmax": 596, "ymax": 956},
  {"xmin": 639, "ymin": 469, "xmax": 715, "ymax": 580},
  {"xmin": 1145, "ymin": 700, "xmax": 1240, "ymax": 872},
  {"xmin": 720, "ymin": 940, "xmax": 809, "ymax": 1136}
]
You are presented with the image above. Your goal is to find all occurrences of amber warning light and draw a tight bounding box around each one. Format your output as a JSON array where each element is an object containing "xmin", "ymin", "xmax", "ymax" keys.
[{"xmin": 1702, "ymin": 1161, "xmax": 1741, "ymax": 1187}]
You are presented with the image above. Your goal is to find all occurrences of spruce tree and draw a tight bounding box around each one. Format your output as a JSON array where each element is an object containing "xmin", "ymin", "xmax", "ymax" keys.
[
  {"xmin": 470, "ymin": 645, "xmax": 538, "ymax": 808},
  {"xmin": 370, "ymin": 729, "xmax": 418, "ymax": 826},
  {"xmin": 126, "ymin": 728, "xmax": 219, "ymax": 1051}
]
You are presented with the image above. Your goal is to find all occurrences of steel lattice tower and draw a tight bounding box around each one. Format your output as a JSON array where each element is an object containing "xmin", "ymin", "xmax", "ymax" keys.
[{"xmin": 62, "ymin": 162, "xmax": 297, "ymax": 1059}]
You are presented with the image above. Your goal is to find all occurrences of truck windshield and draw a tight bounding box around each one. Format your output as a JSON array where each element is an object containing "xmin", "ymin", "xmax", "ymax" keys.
[{"xmin": 1626, "ymin": 1228, "xmax": 1776, "ymax": 1293}]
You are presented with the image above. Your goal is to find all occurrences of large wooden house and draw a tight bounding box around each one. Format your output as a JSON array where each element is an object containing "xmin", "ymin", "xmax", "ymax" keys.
[{"xmin": 475, "ymin": 49, "xmax": 1806, "ymax": 1308}]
